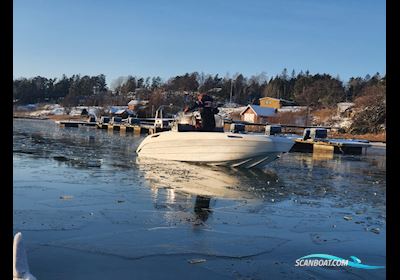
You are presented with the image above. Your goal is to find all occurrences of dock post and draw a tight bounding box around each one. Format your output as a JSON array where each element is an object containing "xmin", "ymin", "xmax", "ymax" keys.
[
  {"xmin": 313, "ymin": 143, "xmax": 334, "ymax": 155},
  {"xmin": 133, "ymin": 126, "xmax": 141, "ymax": 135},
  {"xmin": 141, "ymin": 127, "xmax": 150, "ymax": 134}
]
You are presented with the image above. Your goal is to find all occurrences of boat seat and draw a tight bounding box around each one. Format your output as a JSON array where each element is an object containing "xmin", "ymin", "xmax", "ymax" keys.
[
  {"xmin": 177, "ymin": 124, "xmax": 196, "ymax": 132},
  {"xmin": 177, "ymin": 124, "xmax": 224, "ymax": 132}
]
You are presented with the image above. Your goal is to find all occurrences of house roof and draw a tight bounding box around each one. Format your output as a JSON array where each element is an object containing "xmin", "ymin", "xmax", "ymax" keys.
[{"xmin": 240, "ymin": 105, "xmax": 277, "ymax": 117}]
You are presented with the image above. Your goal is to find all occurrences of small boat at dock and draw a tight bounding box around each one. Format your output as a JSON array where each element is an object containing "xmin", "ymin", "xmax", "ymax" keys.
[{"xmin": 290, "ymin": 128, "xmax": 372, "ymax": 155}]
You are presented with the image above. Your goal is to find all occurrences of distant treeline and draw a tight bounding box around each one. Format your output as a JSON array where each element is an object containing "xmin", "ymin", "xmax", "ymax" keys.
[{"xmin": 13, "ymin": 69, "xmax": 386, "ymax": 108}]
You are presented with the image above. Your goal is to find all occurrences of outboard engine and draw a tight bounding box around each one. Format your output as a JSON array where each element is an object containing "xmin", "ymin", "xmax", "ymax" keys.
[
  {"xmin": 303, "ymin": 128, "xmax": 328, "ymax": 140},
  {"xmin": 265, "ymin": 125, "xmax": 282, "ymax": 136},
  {"xmin": 127, "ymin": 117, "xmax": 140, "ymax": 125},
  {"xmin": 310, "ymin": 128, "xmax": 328, "ymax": 140},
  {"xmin": 87, "ymin": 115, "xmax": 96, "ymax": 123},
  {"xmin": 100, "ymin": 116, "xmax": 110, "ymax": 124},
  {"xmin": 111, "ymin": 116, "xmax": 122, "ymax": 124},
  {"xmin": 230, "ymin": 123, "xmax": 245, "ymax": 133},
  {"xmin": 303, "ymin": 128, "xmax": 311, "ymax": 140}
]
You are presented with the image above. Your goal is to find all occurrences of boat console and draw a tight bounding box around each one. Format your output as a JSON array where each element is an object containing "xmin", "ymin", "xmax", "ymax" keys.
[{"xmin": 173, "ymin": 112, "xmax": 224, "ymax": 132}]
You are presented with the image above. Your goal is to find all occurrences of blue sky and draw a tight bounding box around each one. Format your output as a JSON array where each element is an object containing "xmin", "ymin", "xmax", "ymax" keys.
[{"xmin": 13, "ymin": 0, "xmax": 385, "ymax": 86}]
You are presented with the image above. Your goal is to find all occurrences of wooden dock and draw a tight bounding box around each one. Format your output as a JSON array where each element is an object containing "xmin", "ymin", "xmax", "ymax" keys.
[
  {"xmin": 98, "ymin": 123, "xmax": 149, "ymax": 134},
  {"xmin": 57, "ymin": 120, "xmax": 97, "ymax": 127},
  {"xmin": 57, "ymin": 119, "xmax": 170, "ymax": 135},
  {"xmin": 99, "ymin": 123, "xmax": 170, "ymax": 134}
]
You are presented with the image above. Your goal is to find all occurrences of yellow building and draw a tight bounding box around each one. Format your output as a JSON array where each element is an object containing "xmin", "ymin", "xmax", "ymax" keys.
[{"xmin": 259, "ymin": 97, "xmax": 295, "ymax": 109}]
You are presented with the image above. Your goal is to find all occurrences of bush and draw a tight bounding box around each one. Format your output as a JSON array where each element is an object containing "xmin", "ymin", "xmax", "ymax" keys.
[{"xmin": 348, "ymin": 85, "xmax": 385, "ymax": 134}]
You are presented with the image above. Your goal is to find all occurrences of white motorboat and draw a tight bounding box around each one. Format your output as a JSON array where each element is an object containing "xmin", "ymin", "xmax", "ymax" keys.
[{"xmin": 136, "ymin": 113, "xmax": 295, "ymax": 168}]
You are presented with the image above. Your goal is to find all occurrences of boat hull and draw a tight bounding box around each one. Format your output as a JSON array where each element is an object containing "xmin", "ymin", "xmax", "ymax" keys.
[{"xmin": 136, "ymin": 131, "xmax": 295, "ymax": 168}]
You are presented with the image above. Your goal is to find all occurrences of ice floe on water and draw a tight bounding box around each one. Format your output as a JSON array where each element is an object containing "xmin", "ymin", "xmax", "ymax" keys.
[{"xmin": 13, "ymin": 119, "xmax": 386, "ymax": 279}]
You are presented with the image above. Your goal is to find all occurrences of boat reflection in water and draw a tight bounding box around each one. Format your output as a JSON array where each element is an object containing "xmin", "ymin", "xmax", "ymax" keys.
[{"xmin": 136, "ymin": 157, "xmax": 281, "ymax": 224}]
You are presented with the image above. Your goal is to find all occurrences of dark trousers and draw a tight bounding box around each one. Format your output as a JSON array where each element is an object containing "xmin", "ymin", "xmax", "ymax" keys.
[{"xmin": 200, "ymin": 110, "xmax": 216, "ymax": 131}]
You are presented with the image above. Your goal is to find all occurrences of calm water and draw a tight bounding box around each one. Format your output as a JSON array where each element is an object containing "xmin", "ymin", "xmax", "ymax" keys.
[{"xmin": 13, "ymin": 119, "xmax": 386, "ymax": 280}]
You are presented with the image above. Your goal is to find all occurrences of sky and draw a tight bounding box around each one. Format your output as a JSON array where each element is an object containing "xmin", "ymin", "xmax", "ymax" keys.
[{"xmin": 13, "ymin": 0, "xmax": 386, "ymax": 86}]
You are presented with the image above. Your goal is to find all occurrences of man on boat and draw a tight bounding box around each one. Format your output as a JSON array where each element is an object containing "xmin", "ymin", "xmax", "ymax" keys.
[{"xmin": 184, "ymin": 92, "xmax": 217, "ymax": 131}]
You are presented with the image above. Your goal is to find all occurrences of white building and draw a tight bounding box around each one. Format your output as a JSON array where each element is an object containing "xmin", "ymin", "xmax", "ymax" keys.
[{"xmin": 240, "ymin": 105, "xmax": 277, "ymax": 123}]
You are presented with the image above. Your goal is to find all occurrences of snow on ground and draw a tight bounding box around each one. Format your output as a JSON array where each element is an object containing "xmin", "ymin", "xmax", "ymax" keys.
[
  {"xmin": 20, "ymin": 105, "xmax": 106, "ymax": 117},
  {"xmin": 218, "ymin": 106, "xmax": 246, "ymax": 119},
  {"xmin": 28, "ymin": 110, "xmax": 52, "ymax": 117},
  {"xmin": 329, "ymin": 115, "xmax": 353, "ymax": 129},
  {"xmin": 50, "ymin": 108, "xmax": 65, "ymax": 115},
  {"xmin": 277, "ymin": 106, "xmax": 307, "ymax": 113}
]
